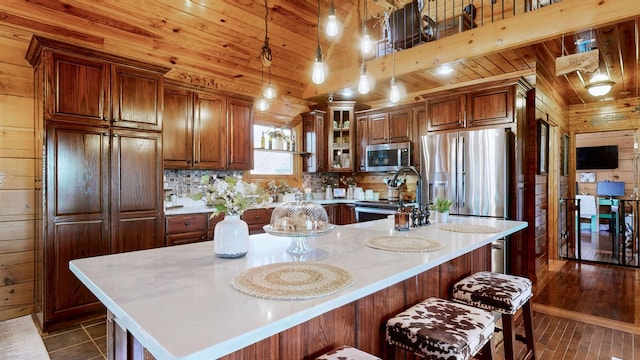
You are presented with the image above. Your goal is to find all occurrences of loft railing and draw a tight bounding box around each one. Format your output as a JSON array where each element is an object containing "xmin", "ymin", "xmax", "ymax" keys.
[{"xmin": 369, "ymin": 0, "xmax": 562, "ymax": 58}]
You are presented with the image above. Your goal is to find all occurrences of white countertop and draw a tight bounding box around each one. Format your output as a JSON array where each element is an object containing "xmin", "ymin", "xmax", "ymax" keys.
[{"xmin": 70, "ymin": 216, "xmax": 527, "ymax": 360}]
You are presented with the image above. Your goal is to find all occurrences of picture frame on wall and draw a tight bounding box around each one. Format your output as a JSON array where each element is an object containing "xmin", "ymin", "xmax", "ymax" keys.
[{"xmin": 537, "ymin": 118, "xmax": 549, "ymax": 174}]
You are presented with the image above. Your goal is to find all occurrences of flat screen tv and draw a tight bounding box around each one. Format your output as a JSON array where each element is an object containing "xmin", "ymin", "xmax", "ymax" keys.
[
  {"xmin": 596, "ymin": 181, "xmax": 625, "ymax": 198},
  {"xmin": 576, "ymin": 145, "xmax": 618, "ymax": 170}
]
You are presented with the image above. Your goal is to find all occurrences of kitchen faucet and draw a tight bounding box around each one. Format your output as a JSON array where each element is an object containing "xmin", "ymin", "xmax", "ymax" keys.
[{"xmin": 390, "ymin": 166, "xmax": 422, "ymax": 205}]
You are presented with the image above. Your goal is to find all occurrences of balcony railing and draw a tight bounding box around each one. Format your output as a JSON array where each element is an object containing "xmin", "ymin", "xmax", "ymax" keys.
[{"xmin": 369, "ymin": 0, "xmax": 562, "ymax": 58}]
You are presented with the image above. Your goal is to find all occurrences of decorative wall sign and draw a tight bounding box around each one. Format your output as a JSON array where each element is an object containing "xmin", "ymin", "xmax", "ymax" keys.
[
  {"xmin": 579, "ymin": 172, "xmax": 596, "ymax": 183},
  {"xmin": 537, "ymin": 118, "xmax": 549, "ymax": 175}
]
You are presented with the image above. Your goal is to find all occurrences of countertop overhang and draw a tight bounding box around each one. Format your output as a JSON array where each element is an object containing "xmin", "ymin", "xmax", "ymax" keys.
[{"xmin": 70, "ymin": 216, "xmax": 527, "ymax": 360}]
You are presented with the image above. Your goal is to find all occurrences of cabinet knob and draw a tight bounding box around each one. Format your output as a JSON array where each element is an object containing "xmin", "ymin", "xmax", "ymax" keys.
[{"xmin": 184, "ymin": 221, "xmax": 190, "ymax": 226}]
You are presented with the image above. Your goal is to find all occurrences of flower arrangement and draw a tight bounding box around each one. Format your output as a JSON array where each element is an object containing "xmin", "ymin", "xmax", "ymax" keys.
[
  {"xmin": 320, "ymin": 174, "xmax": 338, "ymax": 189},
  {"xmin": 266, "ymin": 180, "xmax": 291, "ymax": 195},
  {"xmin": 200, "ymin": 175, "xmax": 271, "ymax": 217},
  {"xmin": 340, "ymin": 173, "xmax": 360, "ymax": 187}
]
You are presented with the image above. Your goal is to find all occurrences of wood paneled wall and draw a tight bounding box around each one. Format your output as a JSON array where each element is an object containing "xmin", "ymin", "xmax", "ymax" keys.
[
  {"xmin": 575, "ymin": 130, "xmax": 635, "ymax": 195},
  {"xmin": 0, "ymin": 25, "xmax": 35, "ymax": 320}
]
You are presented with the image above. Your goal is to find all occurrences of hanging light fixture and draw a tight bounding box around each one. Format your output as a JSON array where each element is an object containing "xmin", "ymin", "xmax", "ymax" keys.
[
  {"xmin": 311, "ymin": 0, "xmax": 326, "ymax": 84},
  {"xmin": 261, "ymin": 0, "xmax": 276, "ymax": 101},
  {"xmin": 326, "ymin": 0, "xmax": 338, "ymax": 37},
  {"xmin": 358, "ymin": 61, "xmax": 370, "ymax": 94},
  {"xmin": 389, "ymin": 12, "xmax": 400, "ymax": 103},
  {"xmin": 360, "ymin": 0, "xmax": 372, "ymax": 56},
  {"xmin": 586, "ymin": 72, "xmax": 615, "ymax": 97}
]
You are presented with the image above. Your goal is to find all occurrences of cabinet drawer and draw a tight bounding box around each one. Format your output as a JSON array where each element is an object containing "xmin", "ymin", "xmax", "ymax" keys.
[
  {"xmin": 166, "ymin": 232, "xmax": 206, "ymax": 246},
  {"xmin": 166, "ymin": 214, "xmax": 206, "ymax": 234},
  {"xmin": 242, "ymin": 208, "xmax": 273, "ymax": 226}
]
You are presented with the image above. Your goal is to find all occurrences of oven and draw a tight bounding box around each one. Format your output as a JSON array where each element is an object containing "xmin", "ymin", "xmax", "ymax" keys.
[{"xmin": 354, "ymin": 201, "xmax": 415, "ymax": 222}]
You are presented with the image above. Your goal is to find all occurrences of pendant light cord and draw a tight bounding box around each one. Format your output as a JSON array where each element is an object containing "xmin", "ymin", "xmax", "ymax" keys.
[
  {"xmin": 317, "ymin": 0, "xmax": 321, "ymax": 48},
  {"xmin": 261, "ymin": 0, "xmax": 272, "ymax": 63}
]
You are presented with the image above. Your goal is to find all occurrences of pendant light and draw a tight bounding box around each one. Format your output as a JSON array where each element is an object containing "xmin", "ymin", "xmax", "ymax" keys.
[
  {"xmin": 358, "ymin": 61, "xmax": 370, "ymax": 94},
  {"xmin": 311, "ymin": 0, "xmax": 326, "ymax": 84},
  {"xmin": 360, "ymin": 0, "xmax": 372, "ymax": 56},
  {"xmin": 389, "ymin": 12, "xmax": 400, "ymax": 103},
  {"xmin": 586, "ymin": 72, "xmax": 615, "ymax": 97},
  {"xmin": 326, "ymin": 0, "xmax": 338, "ymax": 37},
  {"xmin": 261, "ymin": 0, "xmax": 276, "ymax": 101}
]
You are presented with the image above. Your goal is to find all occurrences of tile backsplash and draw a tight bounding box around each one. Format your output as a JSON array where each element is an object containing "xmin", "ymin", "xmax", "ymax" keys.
[{"xmin": 164, "ymin": 169, "xmax": 240, "ymax": 197}]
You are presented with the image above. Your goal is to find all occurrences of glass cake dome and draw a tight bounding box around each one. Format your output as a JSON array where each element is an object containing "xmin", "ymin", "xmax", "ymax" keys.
[{"xmin": 264, "ymin": 199, "xmax": 335, "ymax": 255}]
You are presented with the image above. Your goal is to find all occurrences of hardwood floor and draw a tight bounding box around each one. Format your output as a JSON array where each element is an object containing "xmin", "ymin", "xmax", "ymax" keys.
[{"xmin": 36, "ymin": 259, "xmax": 640, "ymax": 359}]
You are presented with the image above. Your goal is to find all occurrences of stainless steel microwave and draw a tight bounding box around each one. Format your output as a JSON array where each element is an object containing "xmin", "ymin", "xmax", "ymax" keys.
[{"xmin": 365, "ymin": 142, "xmax": 411, "ymax": 172}]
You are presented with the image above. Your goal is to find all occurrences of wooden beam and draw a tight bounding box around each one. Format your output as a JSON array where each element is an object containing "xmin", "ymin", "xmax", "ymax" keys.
[{"xmin": 303, "ymin": 0, "xmax": 640, "ymax": 99}]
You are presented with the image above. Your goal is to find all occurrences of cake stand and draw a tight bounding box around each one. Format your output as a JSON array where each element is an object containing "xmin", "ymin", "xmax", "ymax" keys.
[{"xmin": 263, "ymin": 224, "xmax": 336, "ymax": 256}]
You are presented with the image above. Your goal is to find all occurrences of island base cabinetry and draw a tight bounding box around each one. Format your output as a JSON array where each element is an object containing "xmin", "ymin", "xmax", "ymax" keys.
[{"xmin": 107, "ymin": 244, "xmax": 491, "ymax": 359}]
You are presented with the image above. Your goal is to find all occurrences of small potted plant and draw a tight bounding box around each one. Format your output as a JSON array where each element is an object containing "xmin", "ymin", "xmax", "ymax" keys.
[{"xmin": 430, "ymin": 198, "xmax": 453, "ymax": 223}]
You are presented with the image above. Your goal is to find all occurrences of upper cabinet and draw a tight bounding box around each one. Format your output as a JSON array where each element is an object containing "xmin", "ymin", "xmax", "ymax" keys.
[
  {"xmin": 328, "ymin": 102, "xmax": 355, "ymax": 172},
  {"xmin": 27, "ymin": 37, "xmax": 166, "ymax": 130},
  {"xmin": 302, "ymin": 110, "xmax": 327, "ymax": 173},
  {"xmin": 427, "ymin": 82, "xmax": 517, "ymax": 131},
  {"xmin": 162, "ymin": 82, "xmax": 252, "ymax": 170}
]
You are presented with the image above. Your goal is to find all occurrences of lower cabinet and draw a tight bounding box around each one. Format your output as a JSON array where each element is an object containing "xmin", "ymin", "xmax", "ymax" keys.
[
  {"xmin": 166, "ymin": 208, "xmax": 273, "ymax": 246},
  {"xmin": 242, "ymin": 208, "xmax": 274, "ymax": 234},
  {"xmin": 323, "ymin": 204, "xmax": 356, "ymax": 225}
]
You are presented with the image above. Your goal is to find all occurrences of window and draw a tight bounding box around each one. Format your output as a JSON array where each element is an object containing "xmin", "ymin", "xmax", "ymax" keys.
[{"xmin": 249, "ymin": 124, "xmax": 294, "ymax": 176}]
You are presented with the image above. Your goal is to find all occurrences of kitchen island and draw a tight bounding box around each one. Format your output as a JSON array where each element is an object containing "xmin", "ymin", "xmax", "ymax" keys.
[{"xmin": 70, "ymin": 216, "xmax": 527, "ymax": 360}]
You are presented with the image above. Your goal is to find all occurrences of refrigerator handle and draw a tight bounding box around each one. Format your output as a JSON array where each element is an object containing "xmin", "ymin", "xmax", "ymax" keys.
[{"xmin": 460, "ymin": 136, "xmax": 466, "ymax": 209}]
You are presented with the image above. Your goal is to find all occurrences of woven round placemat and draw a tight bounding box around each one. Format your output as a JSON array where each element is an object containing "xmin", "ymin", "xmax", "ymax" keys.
[
  {"xmin": 364, "ymin": 236, "xmax": 444, "ymax": 253},
  {"xmin": 438, "ymin": 223, "xmax": 500, "ymax": 233},
  {"xmin": 232, "ymin": 262, "xmax": 354, "ymax": 300}
]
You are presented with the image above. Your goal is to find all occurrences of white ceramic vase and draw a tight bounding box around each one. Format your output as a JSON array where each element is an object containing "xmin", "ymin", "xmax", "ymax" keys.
[{"xmin": 214, "ymin": 214, "xmax": 249, "ymax": 258}]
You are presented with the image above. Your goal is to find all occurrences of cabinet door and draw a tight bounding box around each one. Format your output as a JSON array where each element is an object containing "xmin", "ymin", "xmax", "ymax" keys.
[
  {"xmin": 165, "ymin": 214, "xmax": 207, "ymax": 246},
  {"xmin": 427, "ymin": 95, "xmax": 465, "ymax": 131},
  {"xmin": 111, "ymin": 129, "xmax": 164, "ymax": 253},
  {"xmin": 46, "ymin": 52, "xmax": 110, "ymax": 124},
  {"xmin": 367, "ymin": 113, "xmax": 389, "ymax": 144},
  {"xmin": 388, "ymin": 109, "xmax": 412, "ymax": 143},
  {"xmin": 46, "ymin": 123, "xmax": 110, "ymax": 322},
  {"xmin": 356, "ymin": 114, "xmax": 368, "ymax": 171},
  {"xmin": 226, "ymin": 98, "xmax": 254, "ymax": 170},
  {"xmin": 302, "ymin": 111, "xmax": 326, "ymax": 172},
  {"xmin": 242, "ymin": 208, "xmax": 273, "ymax": 234},
  {"xmin": 467, "ymin": 86, "xmax": 514, "ymax": 127},
  {"xmin": 339, "ymin": 204, "xmax": 356, "ymax": 225},
  {"xmin": 328, "ymin": 103, "xmax": 355, "ymax": 172},
  {"xmin": 163, "ymin": 86, "xmax": 194, "ymax": 168},
  {"xmin": 111, "ymin": 65, "xmax": 164, "ymax": 131},
  {"xmin": 195, "ymin": 93, "xmax": 227, "ymax": 169}
]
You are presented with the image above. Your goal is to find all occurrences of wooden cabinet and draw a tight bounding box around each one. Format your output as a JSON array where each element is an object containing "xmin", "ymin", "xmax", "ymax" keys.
[
  {"xmin": 427, "ymin": 95, "xmax": 466, "ymax": 131},
  {"xmin": 356, "ymin": 114, "xmax": 368, "ymax": 171},
  {"xmin": 166, "ymin": 214, "xmax": 207, "ymax": 246},
  {"xmin": 328, "ymin": 102, "xmax": 355, "ymax": 172},
  {"xmin": 427, "ymin": 84, "xmax": 516, "ymax": 131},
  {"xmin": 207, "ymin": 213, "xmax": 225, "ymax": 241},
  {"xmin": 242, "ymin": 208, "xmax": 273, "ymax": 234},
  {"xmin": 323, "ymin": 204, "xmax": 355, "ymax": 225},
  {"xmin": 367, "ymin": 109, "xmax": 412, "ymax": 145},
  {"xmin": 467, "ymin": 86, "xmax": 514, "ymax": 127},
  {"xmin": 226, "ymin": 98, "xmax": 254, "ymax": 170},
  {"xmin": 110, "ymin": 129, "xmax": 164, "ymax": 253},
  {"xmin": 302, "ymin": 110, "xmax": 327, "ymax": 172},
  {"xmin": 27, "ymin": 36, "xmax": 169, "ymax": 331},
  {"xmin": 163, "ymin": 83, "xmax": 234, "ymax": 170}
]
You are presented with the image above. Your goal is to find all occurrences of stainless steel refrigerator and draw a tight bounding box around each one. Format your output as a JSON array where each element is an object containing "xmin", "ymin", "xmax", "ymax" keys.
[{"xmin": 420, "ymin": 128, "xmax": 512, "ymax": 218}]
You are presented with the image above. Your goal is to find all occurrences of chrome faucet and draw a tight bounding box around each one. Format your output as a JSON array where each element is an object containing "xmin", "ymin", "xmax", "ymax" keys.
[{"xmin": 390, "ymin": 166, "xmax": 422, "ymax": 205}]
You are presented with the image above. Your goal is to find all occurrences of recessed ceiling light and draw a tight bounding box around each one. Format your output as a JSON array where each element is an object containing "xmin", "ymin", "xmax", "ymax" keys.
[
  {"xmin": 340, "ymin": 88, "xmax": 354, "ymax": 98},
  {"xmin": 435, "ymin": 65, "xmax": 454, "ymax": 75}
]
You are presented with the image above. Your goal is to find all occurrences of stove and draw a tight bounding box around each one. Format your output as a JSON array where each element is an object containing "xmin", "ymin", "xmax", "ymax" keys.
[{"xmin": 354, "ymin": 200, "xmax": 417, "ymax": 222}]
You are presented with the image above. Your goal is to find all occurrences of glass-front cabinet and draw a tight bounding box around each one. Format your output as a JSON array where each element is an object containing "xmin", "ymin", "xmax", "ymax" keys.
[{"xmin": 328, "ymin": 101, "xmax": 355, "ymax": 172}]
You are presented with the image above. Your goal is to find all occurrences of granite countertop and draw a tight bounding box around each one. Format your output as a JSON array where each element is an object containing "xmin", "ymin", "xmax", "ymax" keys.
[{"xmin": 70, "ymin": 216, "xmax": 527, "ymax": 360}]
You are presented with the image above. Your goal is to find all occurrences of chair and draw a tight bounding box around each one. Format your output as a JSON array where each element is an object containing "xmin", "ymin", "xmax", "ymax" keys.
[
  {"xmin": 389, "ymin": 0, "xmax": 437, "ymax": 50},
  {"xmin": 316, "ymin": 345, "xmax": 381, "ymax": 360},
  {"xmin": 576, "ymin": 194, "xmax": 598, "ymax": 232}
]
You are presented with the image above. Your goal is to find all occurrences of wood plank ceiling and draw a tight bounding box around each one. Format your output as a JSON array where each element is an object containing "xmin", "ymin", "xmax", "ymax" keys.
[{"xmin": 0, "ymin": 0, "xmax": 638, "ymax": 112}]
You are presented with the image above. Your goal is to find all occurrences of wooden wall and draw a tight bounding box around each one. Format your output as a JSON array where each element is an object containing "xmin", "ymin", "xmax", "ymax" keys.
[
  {"xmin": 0, "ymin": 25, "xmax": 35, "ymax": 321},
  {"xmin": 575, "ymin": 130, "xmax": 635, "ymax": 195}
]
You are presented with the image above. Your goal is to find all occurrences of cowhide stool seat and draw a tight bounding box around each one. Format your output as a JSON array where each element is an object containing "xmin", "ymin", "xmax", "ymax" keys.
[
  {"xmin": 315, "ymin": 345, "xmax": 381, "ymax": 360},
  {"xmin": 452, "ymin": 272, "xmax": 535, "ymax": 360},
  {"xmin": 386, "ymin": 297, "xmax": 494, "ymax": 360}
]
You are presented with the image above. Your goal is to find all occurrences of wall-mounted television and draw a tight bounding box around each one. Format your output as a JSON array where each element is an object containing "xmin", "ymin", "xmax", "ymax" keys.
[
  {"xmin": 576, "ymin": 145, "xmax": 618, "ymax": 170},
  {"xmin": 596, "ymin": 181, "xmax": 625, "ymax": 198}
]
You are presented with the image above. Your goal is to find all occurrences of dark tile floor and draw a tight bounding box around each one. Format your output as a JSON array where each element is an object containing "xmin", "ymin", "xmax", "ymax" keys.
[{"xmin": 41, "ymin": 316, "xmax": 107, "ymax": 360}]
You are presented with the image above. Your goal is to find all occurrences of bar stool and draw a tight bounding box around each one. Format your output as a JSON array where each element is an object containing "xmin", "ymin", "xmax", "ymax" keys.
[
  {"xmin": 386, "ymin": 297, "xmax": 494, "ymax": 360},
  {"xmin": 316, "ymin": 345, "xmax": 381, "ymax": 360},
  {"xmin": 452, "ymin": 272, "xmax": 535, "ymax": 360}
]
